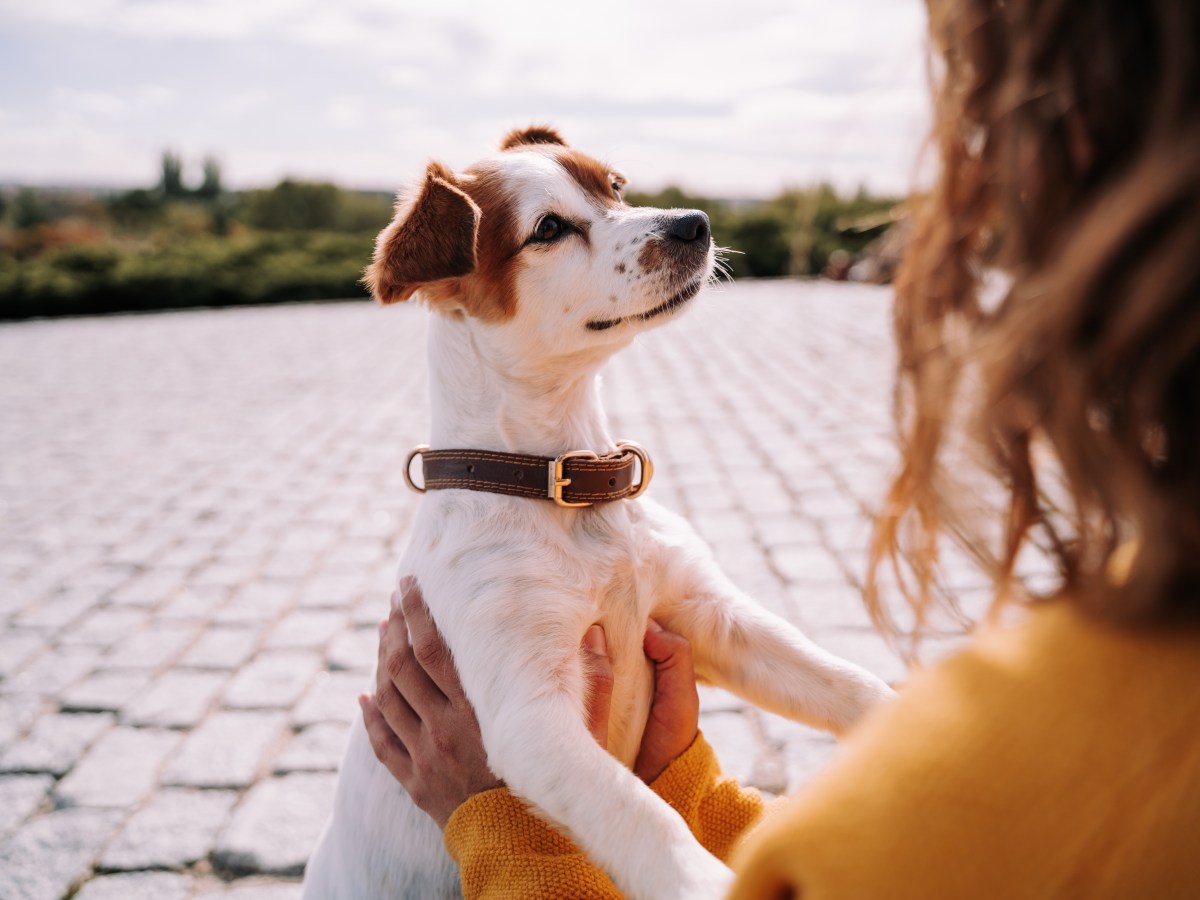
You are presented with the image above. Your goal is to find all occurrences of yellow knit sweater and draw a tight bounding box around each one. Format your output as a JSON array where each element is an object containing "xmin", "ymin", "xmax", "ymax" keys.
[
  {"xmin": 445, "ymin": 602, "xmax": 1200, "ymax": 899},
  {"xmin": 444, "ymin": 732, "xmax": 771, "ymax": 898}
]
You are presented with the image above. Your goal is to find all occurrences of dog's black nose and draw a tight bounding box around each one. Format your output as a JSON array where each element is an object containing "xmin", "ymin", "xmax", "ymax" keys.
[{"xmin": 668, "ymin": 212, "xmax": 710, "ymax": 244}]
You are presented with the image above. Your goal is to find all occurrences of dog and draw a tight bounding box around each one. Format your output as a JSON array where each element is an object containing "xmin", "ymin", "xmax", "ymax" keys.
[{"xmin": 302, "ymin": 126, "xmax": 894, "ymax": 900}]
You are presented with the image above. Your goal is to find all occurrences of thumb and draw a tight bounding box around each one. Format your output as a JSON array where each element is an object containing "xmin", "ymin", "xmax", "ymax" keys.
[
  {"xmin": 582, "ymin": 625, "xmax": 613, "ymax": 748},
  {"xmin": 643, "ymin": 621, "xmax": 696, "ymax": 701}
]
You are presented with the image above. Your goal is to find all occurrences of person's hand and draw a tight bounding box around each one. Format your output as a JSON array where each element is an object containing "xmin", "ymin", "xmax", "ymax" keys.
[
  {"xmin": 632, "ymin": 621, "xmax": 700, "ymax": 783},
  {"xmin": 360, "ymin": 579, "xmax": 502, "ymax": 829},
  {"xmin": 360, "ymin": 579, "xmax": 616, "ymax": 828}
]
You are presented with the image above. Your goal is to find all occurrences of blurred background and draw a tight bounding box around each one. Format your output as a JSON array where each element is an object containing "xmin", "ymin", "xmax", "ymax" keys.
[{"xmin": 0, "ymin": 0, "xmax": 928, "ymax": 318}]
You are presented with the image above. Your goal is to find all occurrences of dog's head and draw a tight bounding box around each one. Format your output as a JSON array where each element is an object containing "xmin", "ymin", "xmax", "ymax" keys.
[{"xmin": 364, "ymin": 126, "xmax": 714, "ymax": 363}]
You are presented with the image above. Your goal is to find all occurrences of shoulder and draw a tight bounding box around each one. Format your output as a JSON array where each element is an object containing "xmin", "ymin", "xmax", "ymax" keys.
[{"xmin": 729, "ymin": 602, "xmax": 1200, "ymax": 899}]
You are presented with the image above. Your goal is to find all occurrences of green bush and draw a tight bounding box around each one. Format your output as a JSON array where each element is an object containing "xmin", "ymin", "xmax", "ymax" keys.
[{"xmin": 0, "ymin": 232, "xmax": 374, "ymax": 319}]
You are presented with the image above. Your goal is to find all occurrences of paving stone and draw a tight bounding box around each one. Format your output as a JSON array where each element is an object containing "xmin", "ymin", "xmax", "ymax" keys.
[
  {"xmin": 814, "ymin": 629, "xmax": 909, "ymax": 687},
  {"xmin": 104, "ymin": 622, "xmax": 201, "ymax": 670},
  {"xmin": 215, "ymin": 582, "xmax": 298, "ymax": 625},
  {"xmin": 124, "ymin": 670, "xmax": 228, "ymax": 727},
  {"xmin": 107, "ymin": 569, "xmax": 186, "ymax": 608},
  {"xmin": 0, "ymin": 774, "xmax": 54, "ymax": 836},
  {"xmin": 56, "ymin": 607, "xmax": 150, "ymax": 650},
  {"xmin": 349, "ymin": 593, "xmax": 390, "ymax": 628},
  {"xmin": 165, "ymin": 711, "xmax": 288, "ymax": 788},
  {"xmin": 292, "ymin": 671, "xmax": 364, "ymax": 726},
  {"xmin": 787, "ymin": 583, "xmax": 877, "ymax": 632},
  {"xmin": 0, "ymin": 693, "xmax": 44, "ymax": 750},
  {"xmin": 101, "ymin": 787, "xmax": 238, "ymax": 870},
  {"xmin": 0, "ymin": 806, "xmax": 124, "ymax": 900},
  {"xmin": 296, "ymin": 572, "xmax": 368, "ymax": 610},
  {"xmin": 214, "ymin": 773, "xmax": 337, "ymax": 876},
  {"xmin": 194, "ymin": 877, "xmax": 303, "ymax": 899},
  {"xmin": 768, "ymin": 542, "xmax": 852, "ymax": 587},
  {"xmin": 74, "ymin": 871, "xmax": 195, "ymax": 900},
  {"xmin": 183, "ymin": 626, "xmax": 264, "ymax": 670},
  {"xmin": 697, "ymin": 685, "xmax": 748, "ymax": 714},
  {"xmin": 61, "ymin": 669, "xmax": 155, "ymax": 713},
  {"xmin": 698, "ymin": 710, "xmax": 764, "ymax": 788},
  {"xmin": 265, "ymin": 610, "xmax": 347, "ymax": 651},
  {"xmin": 13, "ymin": 591, "xmax": 97, "ymax": 632},
  {"xmin": 0, "ymin": 712, "xmax": 114, "ymax": 775},
  {"xmin": 0, "ymin": 645, "xmax": 103, "ymax": 697},
  {"xmin": 325, "ymin": 627, "xmax": 376, "ymax": 672},
  {"xmin": 274, "ymin": 722, "xmax": 351, "ymax": 774},
  {"xmin": 54, "ymin": 726, "xmax": 182, "ymax": 808},
  {"xmin": 754, "ymin": 512, "xmax": 824, "ymax": 547},
  {"xmin": 157, "ymin": 584, "xmax": 234, "ymax": 621},
  {"xmin": 223, "ymin": 651, "xmax": 324, "ymax": 710},
  {"xmin": 0, "ymin": 632, "xmax": 47, "ymax": 679}
]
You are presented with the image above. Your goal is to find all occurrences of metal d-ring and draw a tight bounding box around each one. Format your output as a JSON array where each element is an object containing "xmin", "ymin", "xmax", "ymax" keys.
[
  {"xmin": 615, "ymin": 440, "xmax": 654, "ymax": 499},
  {"xmin": 403, "ymin": 444, "xmax": 429, "ymax": 494}
]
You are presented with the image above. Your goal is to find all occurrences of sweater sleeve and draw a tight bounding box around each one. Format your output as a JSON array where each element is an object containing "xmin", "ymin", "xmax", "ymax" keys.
[{"xmin": 443, "ymin": 731, "xmax": 769, "ymax": 899}]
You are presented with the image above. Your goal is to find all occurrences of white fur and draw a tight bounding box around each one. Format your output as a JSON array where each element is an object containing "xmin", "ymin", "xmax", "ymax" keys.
[{"xmin": 303, "ymin": 145, "xmax": 894, "ymax": 900}]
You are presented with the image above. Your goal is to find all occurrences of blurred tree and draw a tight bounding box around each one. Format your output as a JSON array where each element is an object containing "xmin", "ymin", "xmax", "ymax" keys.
[
  {"xmin": 730, "ymin": 211, "xmax": 791, "ymax": 277},
  {"xmin": 334, "ymin": 191, "xmax": 394, "ymax": 232},
  {"xmin": 0, "ymin": 191, "xmax": 8, "ymax": 224},
  {"xmin": 243, "ymin": 179, "xmax": 341, "ymax": 231},
  {"xmin": 196, "ymin": 157, "xmax": 223, "ymax": 200},
  {"xmin": 106, "ymin": 188, "xmax": 166, "ymax": 229},
  {"xmin": 13, "ymin": 188, "xmax": 51, "ymax": 229},
  {"xmin": 160, "ymin": 151, "xmax": 186, "ymax": 198}
]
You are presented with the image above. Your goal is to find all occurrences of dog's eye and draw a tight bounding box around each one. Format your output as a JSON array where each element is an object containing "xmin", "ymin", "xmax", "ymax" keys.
[
  {"xmin": 611, "ymin": 183, "xmax": 623, "ymax": 203},
  {"xmin": 531, "ymin": 215, "xmax": 565, "ymax": 243}
]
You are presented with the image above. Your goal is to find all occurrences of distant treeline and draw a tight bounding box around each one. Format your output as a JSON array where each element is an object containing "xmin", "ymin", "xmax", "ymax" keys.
[{"xmin": 0, "ymin": 154, "xmax": 903, "ymax": 320}]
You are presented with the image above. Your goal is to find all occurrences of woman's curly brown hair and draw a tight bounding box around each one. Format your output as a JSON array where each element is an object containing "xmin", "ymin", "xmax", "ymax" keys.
[{"xmin": 868, "ymin": 0, "xmax": 1200, "ymax": 642}]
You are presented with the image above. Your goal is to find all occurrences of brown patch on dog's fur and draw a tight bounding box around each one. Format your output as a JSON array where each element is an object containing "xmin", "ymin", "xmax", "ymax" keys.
[
  {"xmin": 500, "ymin": 125, "xmax": 567, "ymax": 151},
  {"xmin": 367, "ymin": 160, "xmax": 521, "ymax": 322},
  {"xmin": 451, "ymin": 164, "xmax": 523, "ymax": 321},
  {"xmin": 638, "ymin": 237, "xmax": 668, "ymax": 274},
  {"xmin": 365, "ymin": 162, "xmax": 480, "ymax": 306},
  {"xmin": 550, "ymin": 148, "xmax": 623, "ymax": 207}
]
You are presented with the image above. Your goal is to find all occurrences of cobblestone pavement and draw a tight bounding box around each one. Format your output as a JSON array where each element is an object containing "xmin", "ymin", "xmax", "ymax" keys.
[{"xmin": 0, "ymin": 280, "xmax": 975, "ymax": 898}]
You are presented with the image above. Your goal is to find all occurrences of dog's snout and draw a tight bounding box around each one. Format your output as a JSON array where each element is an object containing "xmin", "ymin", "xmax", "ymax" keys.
[{"xmin": 668, "ymin": 212, "xmax": 710, "ymax": 244}]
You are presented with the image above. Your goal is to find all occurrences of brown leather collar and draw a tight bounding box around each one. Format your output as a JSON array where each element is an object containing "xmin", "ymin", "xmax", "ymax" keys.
[{"xmin": 403, "ymin": 441, "xmax": 653, "ymax": 508}]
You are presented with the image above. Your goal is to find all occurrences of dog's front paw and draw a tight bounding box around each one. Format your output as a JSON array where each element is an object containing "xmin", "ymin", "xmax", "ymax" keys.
[{"xmin": 633, "ymin": 852, "xmax": 732, "ymax": 900}]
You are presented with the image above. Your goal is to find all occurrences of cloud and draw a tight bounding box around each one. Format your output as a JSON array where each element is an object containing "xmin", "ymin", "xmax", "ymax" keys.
[{"xmin": 0, "ymin": 0, "xmax": 932, "ymax": 195}]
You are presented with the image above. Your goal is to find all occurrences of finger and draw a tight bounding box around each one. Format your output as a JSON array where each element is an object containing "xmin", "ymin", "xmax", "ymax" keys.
[
  {"xmin": 399, "ymin": 583, "xmax": 465, "ymax": 705},
  {"xmin": 644, "ymin": 622, "xmax": 698, "ymax": 705},
  {"xmin": 360, "ymin": 693, "xmax": 414, "ymax": 784},
  {"xmin": 375, "ymin": 668, "xmax": 423, "ymax": 747},
  {"xmin": 643, "ymin": 620, "xmax": 694, "ymax": 671},
  {"xmin": 382, "ymin": 622, "xmax": 449, "ymax": 726},
  {"xmin": 582, "ymin": 625, "xmax": 613, "ymax": 747}
]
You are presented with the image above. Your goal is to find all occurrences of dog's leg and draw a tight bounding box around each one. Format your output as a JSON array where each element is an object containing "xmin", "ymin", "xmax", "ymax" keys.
[
  {"xmin": 642, "ymin": 505, "xmax": 894, "ymax": 736},
  {"xmin": 662, "ymin": 576, "xmax": 894, "ymax": 736},
  {"xmin": 302, "ymin": 707, "xmax": 460, "ymax": 900},
  {"xmin": 444, "ymin": 611, "xmax": 733, "ymax": 900}
]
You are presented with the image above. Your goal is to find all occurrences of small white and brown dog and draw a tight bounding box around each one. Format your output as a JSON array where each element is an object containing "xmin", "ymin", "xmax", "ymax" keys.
[{"xmin": 302, "ymin": 127, "xmax": 893, "ymax": 900}]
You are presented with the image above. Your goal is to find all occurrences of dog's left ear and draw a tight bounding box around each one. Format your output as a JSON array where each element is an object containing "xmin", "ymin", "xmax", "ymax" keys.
[
  {"xmin": 500, "ymin": 125, "xmax": 567, "ymax": 151},
  {"xmin": 364, "ymin": 161, "xmax": 481, "ymax": 305}
]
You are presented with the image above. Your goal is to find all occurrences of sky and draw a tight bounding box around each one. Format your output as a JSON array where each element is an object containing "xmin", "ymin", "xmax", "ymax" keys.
[{"xmin": 0, "ymin": 0, "xmax": 931, "ymax": 199}]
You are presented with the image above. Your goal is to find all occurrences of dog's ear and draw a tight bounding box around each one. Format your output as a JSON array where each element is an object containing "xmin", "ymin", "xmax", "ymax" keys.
[
  {"xmin": 363, "ymin": 161, "xmax": 481, "ymax": 305},
  {"xmin": 499, "ymin": 125, "xmax": 567, "ymax": 151}
]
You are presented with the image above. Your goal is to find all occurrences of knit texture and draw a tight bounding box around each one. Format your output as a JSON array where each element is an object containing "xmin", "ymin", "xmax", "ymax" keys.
[{"xmin": 444, "ymin": 732, "xmax": 764, "ymax": 899}]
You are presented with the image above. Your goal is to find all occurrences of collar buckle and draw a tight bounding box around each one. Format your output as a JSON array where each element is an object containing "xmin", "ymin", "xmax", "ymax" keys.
[{"xmin": 549, "ymin": 450, "xmax": 600, "ymax": 507}]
